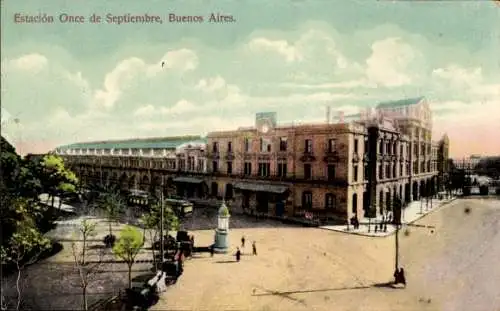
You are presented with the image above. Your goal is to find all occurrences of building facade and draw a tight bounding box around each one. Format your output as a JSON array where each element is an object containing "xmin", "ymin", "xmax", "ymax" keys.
[
  {"xmin": 54, "ymin": 96, "xmax": 450, "ymax": 223},
  {"xmin": 206, "ymin": 112, "xmax": 366, "ymax": 222},
  {"xmin": 55, "ymin": 136, "xmax": 208, "ymax": 198}
]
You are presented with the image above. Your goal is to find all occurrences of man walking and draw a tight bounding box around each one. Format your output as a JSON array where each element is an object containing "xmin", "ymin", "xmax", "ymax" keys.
[
  {"xmin": 252, "ymin": 241, "xmax": 257, "ymax": 256},
  {"xmin": 241, "ymin": 236, "xmax": 246, "ymax": 248},
  {"xmin": 235, "ymin": 247, "xmax": 241, "ymax": 262}
]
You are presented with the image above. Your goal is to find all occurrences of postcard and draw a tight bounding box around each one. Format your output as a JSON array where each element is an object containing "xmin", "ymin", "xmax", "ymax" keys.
[{"xmin": 1, "ymin": 1, "xmax": 499, "ymax": 311}]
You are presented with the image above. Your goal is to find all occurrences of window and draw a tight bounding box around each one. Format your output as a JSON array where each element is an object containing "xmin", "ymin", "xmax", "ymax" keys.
[
  {"xmin": 227, "ymin": 142, "xmax": 232, "ymax": 152},
  {"xmin": 212, "ymin": 161, "xmax": 218, "ymax": 173},
  {"xmin": 305, "ymin": 139, "xmax": 313, "ymax": 153},
  {"xmin": 400, "ymin": 163, "xmax": 404, "ymax": 177},
  {"xmin": 244, "ymin": 162, "xmax": 252, "ymax": 175},
  {"xmin": 328, "ymin": 139, "xmax": 336, "ymax": 153},
  {"xmin": 327, "ymin": 165, "xmax": 336, "ymax": 181},
  {"xmin": 364, "ymin": 165, "xmax": 369, "ymax": 181},
  {"xmin": 379, "ymin": 141, "xmax": 383, "ymax": 154},
  {"xmin": 277, "ymin": 163, "xmax": 287, "ymax": 177},
  {"xmin": 354, "ymin": 139, "xmax": 359, "ymax": 154},
  {"xmin": 244, "ymin": 138, "xmax": 250, "ymax": 152},
  {"xmin": 386, "ymin": 164, "xmax": 390, "ymax": 179},
  {"xmin": 279, "ymin": 137, "xmax": 288, "ymax": 151},
  {"xmin": 227, "ymin": 162, "xmax": 233, "ymax": 175},
  {"xmin": 353, "ymin": 165, "xmax": 358, "ymax": 182},
  {"xmin": 304, "ymin": 164, "xmax": 312, "ymax": 179},
  {"xmin": 406, "ymin": 163, "xmax": 410, "ymax": 175},
  {"xmin": 325, "ymin": 193, "xmax": 335, "ymax": 209},
  {"xmin": 258, "ymin": 162, "xmax": 270, "ymax": 177},
  {"xmin": 364, "ymin": 139, "xmax": 368, "ymax": 155},
  {"xmin": 393, "ymin": 163, "xmax": 397, "ymax": 178},
  {"xmin": 379, "ymin": 164, "xmax": 383, "ymax": 180},
  {"xmin": 302, "ymin": 191, "xmax": 313, "ymax": 209},
  {"xmin": 421, "ymin": 161, "xmax": 425, "ymax": 173},
  {"xmin": 393, "ymin": 142, "xmax": 397, "ymax": 155},
  {"xmin": 212, "ymin": 142, "xmax": 218, "ymax": 153},
  {"xmin": 260, "ymin": 138, "xmax": 271, "ymax": 152},
  {"xmin": 400, "ymin": 145, "xmax": 404, "ymax": 157}
]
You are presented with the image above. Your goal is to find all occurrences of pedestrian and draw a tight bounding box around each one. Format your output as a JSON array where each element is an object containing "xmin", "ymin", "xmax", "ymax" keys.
[
  {"xmin": 399, "ymin": 268, "xmax": 406, "ymax": 286},
  {"xmin": 241, "ymin": 236, "xmax": 246, "ymax": 248},
  {"xmin": 236, "ymin": 247, "xmax": 241, "ymax": 262},
  {"xmin": 210, "ymin": 244, "xmax": 214, "ymax": 257},
  {"xmin": 252, "ymin": 241, "xmax": 257, "ymax": 256}
]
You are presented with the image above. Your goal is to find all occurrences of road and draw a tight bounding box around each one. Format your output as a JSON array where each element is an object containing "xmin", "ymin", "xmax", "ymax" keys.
[{"xmin": 151, "ymin": 198, "xmax": 500, "ymax": 311}]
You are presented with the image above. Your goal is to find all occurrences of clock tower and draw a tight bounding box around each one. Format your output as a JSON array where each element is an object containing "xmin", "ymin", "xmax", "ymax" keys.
[{"xmin": 255, "ymin": 112, "xmax": 277, "ymax": 133}]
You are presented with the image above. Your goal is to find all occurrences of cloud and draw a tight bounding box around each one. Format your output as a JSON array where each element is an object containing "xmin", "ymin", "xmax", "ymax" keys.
[
  {"xmin": 247, "ymin": 38, "xmax": 302, "ymax": 62},
  {"xmin": 365, "ymin": 37, "xmax": 422, "ymax": 87},
  {"xmin": 9, "ymin": 54, "xmax": 48, "ymax": 73}
]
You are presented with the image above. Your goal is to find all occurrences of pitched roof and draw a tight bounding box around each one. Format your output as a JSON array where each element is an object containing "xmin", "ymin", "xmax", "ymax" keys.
[
  {"xmin": 376, "ymin": 97, "xmax": 425, "ymax": 109},
  {"xmin": 57, "ymin": 135, "xmax": 207, "ymax": 150}
]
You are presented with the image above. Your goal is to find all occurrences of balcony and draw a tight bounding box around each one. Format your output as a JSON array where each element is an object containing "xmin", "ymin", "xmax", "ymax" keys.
[
  {"xmin": 300, "ymin": 152, "xmax": 316, "ymax": 162},
  {"xmin": 208, "ymin": 172, "xmax": 348, "ymax": 186},
  {"xmin": 207, "ymin": 152, "xmax": 220, "ymax": 159},
  {"xmin": 323, "ymin": 151, "xmax": 340, "ymax": 163},
  {"xmin": 224, "ymin": 152, "xmax": 235, "ymax": 161}
]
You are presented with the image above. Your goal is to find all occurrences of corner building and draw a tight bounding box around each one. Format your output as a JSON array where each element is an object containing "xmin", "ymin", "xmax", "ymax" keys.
[{"xmin": 207, "ymin": 112, "xmax": 367, "ymax": 223}]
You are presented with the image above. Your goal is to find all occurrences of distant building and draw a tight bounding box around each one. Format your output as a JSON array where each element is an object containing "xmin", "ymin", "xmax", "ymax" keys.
[{"xmin": 55, "ymin": 136, "xmax": 208, "ymax": 198}]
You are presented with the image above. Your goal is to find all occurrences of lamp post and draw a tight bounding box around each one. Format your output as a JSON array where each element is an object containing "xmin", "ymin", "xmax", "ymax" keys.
[{"xmin": 159, "ymin": 176, "xmax": 165, "ymax": 266}]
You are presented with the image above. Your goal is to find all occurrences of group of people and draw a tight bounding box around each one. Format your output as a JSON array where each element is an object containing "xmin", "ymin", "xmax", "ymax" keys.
[{"xmin": 235, "ymin": 236, "xmax": 257, "ymax": 261}]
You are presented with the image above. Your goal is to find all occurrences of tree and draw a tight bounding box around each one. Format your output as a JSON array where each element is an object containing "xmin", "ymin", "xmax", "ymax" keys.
[
  {"xmin": 39, "ymin": 154, "xmax": 78, "ymax": 210},
  {"xmin": 139, "ymin": 203, "xmax": 179, "ymax": 269},
  {"xmin": 0, "ymin": 199, "xmax": 51, "ymax": 311},
  {"xmin": 70, "ymin": 219, "xmax": 105, "ymax": 311},
  {"xmin": 112, "ymin": 226, "xmax": 144, "ymax": 289},
  {"xmin": 100, "ymin": 191, "xmax": 125, "ymax": 241}
]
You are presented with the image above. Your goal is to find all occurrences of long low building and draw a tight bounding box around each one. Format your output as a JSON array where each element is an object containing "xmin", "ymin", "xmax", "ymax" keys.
[{"xmin": 55, "ymin": 97, "xmax": 450, "ymax": 224}]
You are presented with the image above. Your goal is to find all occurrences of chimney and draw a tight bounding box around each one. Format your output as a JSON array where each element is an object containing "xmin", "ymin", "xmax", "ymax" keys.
[{"xmin": 326, "ymin": 106, "xmax": 331, "ymax": 124}]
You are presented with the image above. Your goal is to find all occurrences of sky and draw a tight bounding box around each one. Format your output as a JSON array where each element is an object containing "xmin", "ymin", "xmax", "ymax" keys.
[{"xmin": 1, "ymin": 0, "xmax": 499, "ymax": 158}]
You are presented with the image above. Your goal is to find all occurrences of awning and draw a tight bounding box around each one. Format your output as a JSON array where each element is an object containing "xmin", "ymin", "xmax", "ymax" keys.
[
  {"xmin": 173, "ymin": 177, "xmax": 204, "ymax": 184},
  {"xmin": 233, "ymin": 182, "xmax": 288, "ymax": 194}
]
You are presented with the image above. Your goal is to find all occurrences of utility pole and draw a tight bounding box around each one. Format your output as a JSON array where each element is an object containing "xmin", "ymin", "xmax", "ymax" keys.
[
  {"xmin": 160, "ymin": 176, "xmax": 165, "ymax": 267},
  {"xmin": 395, "ymin": 223, "xmax": 400, "ymax": 271}
]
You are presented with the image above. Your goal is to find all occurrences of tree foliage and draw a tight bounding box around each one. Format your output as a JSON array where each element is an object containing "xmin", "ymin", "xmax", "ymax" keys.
[
  {"xmin": 100, "ymin": 191, "xmax": 125, "ymax": 237},
  {"xmin": 40, "ymin": 154, "xmax": 78, "ymax": 208},
  {"xmin": 139, "ymin": 203, "xmax": 179, "ymax": 268},
  {"xmin": 112, "ymin": 226, "xmax": 144, "ymax": 289}
]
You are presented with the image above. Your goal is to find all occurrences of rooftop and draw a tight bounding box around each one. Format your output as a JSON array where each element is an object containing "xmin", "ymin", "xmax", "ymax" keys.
[
  {"xmin": 376, "ymin": 97, "xmax": 425, "ymax": 109},
  {"xmin": 57, "ymin": 135, "xmax": 207, "ymax": 150}
]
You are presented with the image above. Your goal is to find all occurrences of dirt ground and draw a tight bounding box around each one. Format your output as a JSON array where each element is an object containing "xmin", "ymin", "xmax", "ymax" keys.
[
  {"xmin": 2, "ymin": 198, "xmax": 499, "ymax": 311},
  {"xmin": 150, "ymin": 198, "xmax": 500, "ymax": 311}
]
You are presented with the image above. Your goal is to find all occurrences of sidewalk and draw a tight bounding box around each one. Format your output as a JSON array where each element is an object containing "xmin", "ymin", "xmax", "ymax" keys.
[{"xmin": 320, "ymin": 196, "xmax": 457, "ymax": 237}]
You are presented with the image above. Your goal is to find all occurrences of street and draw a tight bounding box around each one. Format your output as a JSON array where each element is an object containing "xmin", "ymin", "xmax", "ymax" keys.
[{"xmin": 151, "ymin": 198, "xmax": 500, "ymax": 311}]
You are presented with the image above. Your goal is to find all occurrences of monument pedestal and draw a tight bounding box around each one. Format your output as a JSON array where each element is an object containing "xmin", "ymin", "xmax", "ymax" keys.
[{"xmin": 213, "ymin": 228, "xmax": 229, "ymax": 253}]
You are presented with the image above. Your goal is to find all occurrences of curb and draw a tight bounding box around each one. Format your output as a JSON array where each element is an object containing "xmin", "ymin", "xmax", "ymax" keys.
[{"xmin": 319, "ymin": 197, "xmax": 459, "ymax": 238}]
